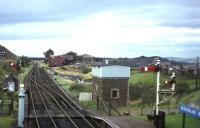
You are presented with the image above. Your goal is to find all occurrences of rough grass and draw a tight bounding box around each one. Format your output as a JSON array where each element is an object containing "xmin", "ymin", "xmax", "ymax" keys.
[
  {"xmin": 129, "ymin": 72, "xmax": 169, "ymax": 87},
  {"xmin": 129, "ymin": 71, "xmax": 196, "ymax": 88},
  {"xmin": 19, "ymin": 65, "xmax": 32, "ymax": 83},
  {"xmin": 166, "ymin": 113, "xmax": 200, "ymax": 128},
  {"xmin": 129, "ymin": 114, "xmax": 148, "ymax": 121},
  {"xmin": 54, "ymin": 73, "xmax": 93, "ymax": 98},
  {"xmin": 179, "ymin": 90, "xmax": 200, "ymax": 104},
  {"xmin": 80, "ymin": 101, "xmax": 97, "ymax": 111},
  {"xmin": 0, "ymin": 116, "xmax": 15, "ymax": 128},
  {"xmin": 55, "ymin": 66, "xmax": 92, "ymax": 80},
  {"xmin": 128, "ymin": 113, "xmax": 200, "ymax": 128}
]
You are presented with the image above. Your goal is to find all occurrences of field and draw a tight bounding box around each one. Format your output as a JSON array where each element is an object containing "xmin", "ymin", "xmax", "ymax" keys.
[{"xmin": 129, "ymin": 70, "xmax": 196, "ymax": 88}]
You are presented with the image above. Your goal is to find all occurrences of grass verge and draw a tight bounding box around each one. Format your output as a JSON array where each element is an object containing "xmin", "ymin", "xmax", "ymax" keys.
[
  {"xmin": 0, "ymin": 116, "xmax": 15, "ymax": 128},
  {"xmin": 166, "ymin": 113, "xmax": 200, "ymax": 128}
]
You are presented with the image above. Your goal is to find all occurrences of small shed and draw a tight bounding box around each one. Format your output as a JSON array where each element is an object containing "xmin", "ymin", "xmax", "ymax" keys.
[
  {"xmin": 3, "ymin": 75, "xmax": 18, "ymax": 92},
  {"xmin": 92, "ymin": 64, "xmax": 130, "ymax": 106}
]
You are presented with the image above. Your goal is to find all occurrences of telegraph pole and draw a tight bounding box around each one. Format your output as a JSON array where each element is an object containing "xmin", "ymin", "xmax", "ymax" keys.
[{"xmin": 196, "ymin": 56, "xmax": 199, "ymax": 90}]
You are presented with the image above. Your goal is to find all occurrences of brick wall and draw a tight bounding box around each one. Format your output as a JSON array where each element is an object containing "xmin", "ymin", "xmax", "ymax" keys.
[{"xmin": 93, "ymin": 77, "xmax": 128, "ymax": 106}]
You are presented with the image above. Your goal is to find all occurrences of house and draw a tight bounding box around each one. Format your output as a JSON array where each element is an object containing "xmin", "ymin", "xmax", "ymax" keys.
[{"xmin": 92, "ymin": 64, "xmax": 130, "ymax": 106}]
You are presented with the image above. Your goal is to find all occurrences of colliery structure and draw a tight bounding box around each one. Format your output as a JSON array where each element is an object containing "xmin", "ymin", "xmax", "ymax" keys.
[{"xmin": 24, "ymin": 64, "xmax": 112, "ymax": 128}]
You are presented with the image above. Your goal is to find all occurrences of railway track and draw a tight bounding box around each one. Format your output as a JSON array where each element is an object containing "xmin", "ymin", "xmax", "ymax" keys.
[{"xmin": 24, "ymin": 64, "xmax": 100, "ymax": 128}]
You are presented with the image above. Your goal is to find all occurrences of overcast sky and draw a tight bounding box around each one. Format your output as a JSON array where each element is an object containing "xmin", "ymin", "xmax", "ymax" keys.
[{"xmin": 0, "ymin": 0, "xmax": 200, "ymax": 58}]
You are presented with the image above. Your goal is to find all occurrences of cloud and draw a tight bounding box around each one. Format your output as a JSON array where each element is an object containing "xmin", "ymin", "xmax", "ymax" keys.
[{"xmin": 0, "ymin": 0, "xmax": 200, "ymax": 58}]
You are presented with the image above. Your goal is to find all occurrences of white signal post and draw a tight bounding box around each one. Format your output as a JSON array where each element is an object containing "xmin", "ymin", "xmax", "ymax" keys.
[
  {"xmin": 155, "ymin": 59, "xmax": 160, "ymax": 115},
  {"xmin": 18, "ymin": 84, "xmax": 25, "ymax": 128},
  {"xmin": 171, "ymin": 72, "xmax": 176, "ymax": 91}
]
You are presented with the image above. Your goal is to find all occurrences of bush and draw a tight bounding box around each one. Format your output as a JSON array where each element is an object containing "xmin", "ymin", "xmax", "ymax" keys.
[
  {"xmin": 176, "ymin": 82, "xmax": 190, "ymax": 93},
  {"xmin": 69, "ymin": 84, "xmax": 84, "ymax": 91},
  {"xmin": 147, "ymin": 114, "xmax": 154, "ymax": 120},
  {"xmin": 80, "ymin": 101, "xmax": 96, "ymax": 110},
  {"xmin": 81, "ymin": 66, "xmax": 90, "ymax": 74},
  {"xmin": 129, "ymin": 85, "xmax": 143, "ymax": 100}
]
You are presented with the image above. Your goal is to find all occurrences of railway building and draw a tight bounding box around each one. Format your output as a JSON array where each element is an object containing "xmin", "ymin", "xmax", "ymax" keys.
[
  {"xmin": 92, "ymin": 63, "xmax": 130, "ymax": 106},
  {"xmin": 48, "ymin": 54, "xmax": 74, "ymax": 67}
]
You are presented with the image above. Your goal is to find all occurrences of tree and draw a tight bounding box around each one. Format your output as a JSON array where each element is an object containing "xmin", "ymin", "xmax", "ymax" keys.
[
  {"xmin": 66, "ymin": 51, "xmax": 81, "ymax": 61},
  {"xmin": 176, "ymin": 82, "xmax": 190, "ymax": 93},
  {"xmin": 17, "ymin": 56, "xmax": 31, "ymax": 67}
]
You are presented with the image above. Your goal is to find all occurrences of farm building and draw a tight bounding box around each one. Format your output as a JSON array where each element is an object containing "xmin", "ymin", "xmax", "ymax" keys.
[{"xmin": 92, "ymin": 64, "xmax": 130, "ymax": 106}]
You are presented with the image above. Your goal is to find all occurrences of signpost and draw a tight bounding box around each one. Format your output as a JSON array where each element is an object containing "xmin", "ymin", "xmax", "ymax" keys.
[
  {"xmin": 179, "ymin": 104, "xmax": 200, "ymax": 128},
  {"xmin": 154, "ymin": 59, "xmax": 176, "ymax": 128},
  {"xmin": 179, "ymin": 104, "xmax": 200, "ymax": 118}
]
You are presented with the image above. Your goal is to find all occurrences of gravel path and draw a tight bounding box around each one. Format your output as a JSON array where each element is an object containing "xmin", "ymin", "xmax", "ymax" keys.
[{"xmin": 104, "ymin": 116, "xmax": 154, "ymax": 128}]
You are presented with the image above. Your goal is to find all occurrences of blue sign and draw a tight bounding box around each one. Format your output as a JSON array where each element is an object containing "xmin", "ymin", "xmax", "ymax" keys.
[{"xmin": 179, "ymin": 104, "xmax": 200, "ymax": 118}]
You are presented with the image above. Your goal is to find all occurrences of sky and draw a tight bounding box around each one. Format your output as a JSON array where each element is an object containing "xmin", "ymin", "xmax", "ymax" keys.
[{"xmin": 0, "ymin": 0, "xmax": 200, "ymax": 58}]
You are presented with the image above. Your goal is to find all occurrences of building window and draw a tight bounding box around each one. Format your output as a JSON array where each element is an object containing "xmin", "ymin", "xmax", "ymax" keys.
[{"xmin": 111, "ymin": 89, "xmax": 119, "ymax": 99}]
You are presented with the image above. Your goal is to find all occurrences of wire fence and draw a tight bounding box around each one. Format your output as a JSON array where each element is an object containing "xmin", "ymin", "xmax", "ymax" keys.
[{"xmin": 0, "ymin": 100, "xmax": 12, "ymax": 115}]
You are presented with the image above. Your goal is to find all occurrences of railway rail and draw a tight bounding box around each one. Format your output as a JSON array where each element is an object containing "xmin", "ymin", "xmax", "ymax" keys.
[{"xmin": 24, "ymin": 64, "xmax": 105, "ymax": 128}]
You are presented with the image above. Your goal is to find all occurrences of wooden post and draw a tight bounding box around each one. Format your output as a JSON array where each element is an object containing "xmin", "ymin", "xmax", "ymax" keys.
[
  {"xmin": 108, "ymin": 102, "xmax": 111, "ymax": 116},
  {"xmin": 28, "ymin": 91, "xmax": 30, "ymax": 128},
  {"xmin": 196, "ymin": 56, "xmax": 199, "ymax": 90},
  {"xmin": 182, "ymin": 113, "xmax": 186, "ymax": 128}
]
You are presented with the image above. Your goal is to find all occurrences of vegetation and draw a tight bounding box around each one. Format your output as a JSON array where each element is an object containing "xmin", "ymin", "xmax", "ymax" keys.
[
  {"xmin": 0, "ymin": 116, "xmax": 15, "ymax": 128},
  {"xmin": 17, "ymin": 55, "xmax": 31, "ymax": 67},
  {"xmin": 19, "ymin": 65, "xmax": 32, "ymax": 83},
  {"xmin": 80, "ymin": 101, "xmax": 97, "ymax": 111},
  {"xmin": 128, "ymin": 113, "xmax": 200, "ymax": 128},
  {"xmin": 55, "ymin": 65, "xmax": 92, "ymax": 82},
  {"xmin": 179, "ymin": 90, "xmax": 200, "ymax": 104},
  {"xmin": 166, "ymin": 113, "xmax": 200, "ymax": 128}
]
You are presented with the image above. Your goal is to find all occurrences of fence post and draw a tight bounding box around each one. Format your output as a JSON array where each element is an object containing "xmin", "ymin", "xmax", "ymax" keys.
[
  {"xmin": 108, "ymin": 102, "xmax": 111, "ymax": 116},
  {"xmin": 182, "ymin": 113, "xmax": 186, "ymax": 128}
]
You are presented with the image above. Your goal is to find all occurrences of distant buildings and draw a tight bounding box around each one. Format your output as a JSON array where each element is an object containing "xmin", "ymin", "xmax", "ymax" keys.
[
  {"xmin": 48, "ymin": 54, "xmax": 74, "ymax": 67},
  {"xmin": 80, "ymin": 54, "xmax": 104, "ymax": 64},
  {"xmin": 46, "ymin": 50, "xmax": 75, "ymax": 67}
]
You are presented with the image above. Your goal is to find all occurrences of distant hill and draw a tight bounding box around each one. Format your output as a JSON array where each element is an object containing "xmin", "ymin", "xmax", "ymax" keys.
[
  {"xmin": 0, "ymin": 44, "xmax": 18, "ymax": 61},
  {"xmin": 108, "ymin": 56, "xmax": 169, "ymax": 67},
  {"xmin": 167, "ymin": 57, "xmax": 198, "ymax": 64}
]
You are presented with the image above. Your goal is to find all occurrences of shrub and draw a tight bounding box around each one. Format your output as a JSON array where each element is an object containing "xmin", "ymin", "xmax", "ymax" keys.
[
  {"xmin": 81, "ymin": 66, "xmax": 90, "ymax": 74},
  {"xmin": 69, "ymin": 84, "xmax": 84, "ymax": 91},
  {"xmin": 176, "ymin": 82, "xmax": 190, "ymax": 93}
]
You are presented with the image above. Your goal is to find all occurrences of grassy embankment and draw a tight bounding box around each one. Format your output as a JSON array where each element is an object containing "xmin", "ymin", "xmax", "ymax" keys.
[
  {"xmin": 0, "ymin": 63, "xmax": 32, "ymax": 128},
  {"xmin": 40, "ymin": 64, "xmax": 96, "ymax": 111}
]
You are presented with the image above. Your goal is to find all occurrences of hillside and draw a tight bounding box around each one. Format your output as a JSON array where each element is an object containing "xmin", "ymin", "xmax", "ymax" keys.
[
  {"xmin": 0, "ymin": 44, "xmax": 18, "ymax": 61},
  {"xmin": 108, "ymin": 56, "xmax": 169, "ymax": 67}
]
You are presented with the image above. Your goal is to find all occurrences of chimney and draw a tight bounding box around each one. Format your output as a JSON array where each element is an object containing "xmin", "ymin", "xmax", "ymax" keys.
[{"xmin": 105, "ymin": 59, "xmax": 109, "ymax": 65}]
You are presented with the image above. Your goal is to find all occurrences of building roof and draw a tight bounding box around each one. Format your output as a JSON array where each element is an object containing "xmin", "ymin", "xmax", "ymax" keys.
[{"xmin": 93, "ymin": 63, "xmax": 129, "ymax": 67}]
